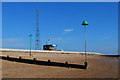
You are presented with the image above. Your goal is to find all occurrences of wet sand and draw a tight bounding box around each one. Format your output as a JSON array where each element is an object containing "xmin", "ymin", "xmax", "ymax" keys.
[{"xmin": 1, "ymin": 52, "xmax": 119, "ymax": 78}]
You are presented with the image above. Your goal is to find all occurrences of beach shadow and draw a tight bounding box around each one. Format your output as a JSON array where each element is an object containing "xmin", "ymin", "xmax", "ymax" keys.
[{"xmin": 1, "ymin": 56, "xmax": 87, "ymax": 69}]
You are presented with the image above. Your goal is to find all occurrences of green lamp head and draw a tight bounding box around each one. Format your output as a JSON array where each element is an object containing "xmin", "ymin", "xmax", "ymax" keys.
[
  {"xmin": 82, "ymin": 20, "xmax": 88, "ymax": 25},
  {"xmin": 29, "ymin": 34, "xmax": 32, "ymax": 37}
]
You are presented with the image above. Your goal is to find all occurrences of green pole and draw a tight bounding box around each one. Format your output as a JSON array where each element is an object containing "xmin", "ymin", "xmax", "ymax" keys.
[
  {"xmin": 29, "ymin": 34, "xmax": 32, "ymax": 56},
  {"xmin": 84, "ymin": 25, "xmax": 87, "ymax": 62},
  {"xmin": 82, "ymin": 20, "xmax": 88, "ymax": 67}
]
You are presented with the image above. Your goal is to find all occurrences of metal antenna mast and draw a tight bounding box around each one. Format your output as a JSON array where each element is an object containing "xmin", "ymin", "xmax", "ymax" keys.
[{"xmin": 35, "ymin": 8, "xmax": 40, "ymax": 50}]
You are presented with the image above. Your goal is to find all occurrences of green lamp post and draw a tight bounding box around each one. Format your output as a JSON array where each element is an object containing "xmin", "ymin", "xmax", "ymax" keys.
[
  {"xmin": 29, "ymin": 34, "xmax": 32, "ymax": 56},
  {"xmin": 82, "ymin": 20, "xmax": 88, "ymax": 68}
]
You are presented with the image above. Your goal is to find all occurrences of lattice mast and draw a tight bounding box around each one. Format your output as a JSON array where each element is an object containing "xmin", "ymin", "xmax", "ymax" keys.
[{"xmin": 35, "ymin": 8, "xmax": 40, "ymax": 50}]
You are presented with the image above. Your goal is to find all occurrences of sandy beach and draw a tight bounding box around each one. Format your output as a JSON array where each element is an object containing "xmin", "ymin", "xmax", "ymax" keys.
[{"xmin": 1, "ymin": 51, "xmax": 119, "ymax": 78}]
